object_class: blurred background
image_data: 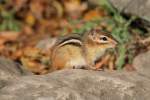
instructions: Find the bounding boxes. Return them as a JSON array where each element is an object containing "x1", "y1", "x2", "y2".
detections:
[{"x1": 0, "y1": 0, "x2": 150, "y2": 74}]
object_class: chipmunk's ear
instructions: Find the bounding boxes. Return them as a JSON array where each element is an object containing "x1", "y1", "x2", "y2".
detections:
[
  {"x1": 88, "y1": 29, "x2": 97, "y2": 39},
  {"x1": 89, "y1": 29, "x2": 96, "y2": 36}
]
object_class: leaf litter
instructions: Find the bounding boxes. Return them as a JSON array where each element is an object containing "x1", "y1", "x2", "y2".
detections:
[{"x1": 0, "y1": 0, "x2": 150, "y2": 74}]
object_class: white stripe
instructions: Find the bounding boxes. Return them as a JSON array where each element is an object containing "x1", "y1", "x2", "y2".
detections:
[{"x1": 58, "y1": 39, "x2": 82, "y2": 47}]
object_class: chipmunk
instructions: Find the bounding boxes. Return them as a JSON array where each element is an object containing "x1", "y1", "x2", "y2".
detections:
[{"x1": 50, "y1": 29, "x2": 118, "y2": 71}]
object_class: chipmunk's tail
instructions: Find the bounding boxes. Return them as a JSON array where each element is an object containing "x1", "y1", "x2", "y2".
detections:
[{"x1": 21, "y1": 38, "x2": 58, "y2": 75}]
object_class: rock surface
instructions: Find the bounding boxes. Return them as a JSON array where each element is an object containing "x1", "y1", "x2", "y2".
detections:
[
  {"x1": 109, "y1": 0, "x2": 150, "y2": 21},
  {"x1": 1, "y1": 51, "x2": 150, "y2": 100},
  {"x1": 0, "y1": 57, "x2": 31, "y2": 80},
  {"x1": 88, "y1": 0, "x2": 150, "y2": 21},
  {"x1": 133, "y1": 51, "x2": 150, "y2": 78},
  {"x1": 0, "y1": 69, "x2": 150, "y2": 100}
]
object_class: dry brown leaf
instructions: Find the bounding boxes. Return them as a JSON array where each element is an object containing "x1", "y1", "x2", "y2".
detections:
[
  {"x1": 64, "y1": 0, "x2": 87, "y2": 18},
  {"x1": 22, "y1": 25, "x2": 34, "y2": 35},
  {"x1": 23, "y1": 47, "x2": 42, "y2": 58},
  {"x1": 84, "y1": 8, "x2": 106, "y2": 21},
  {"x1": 21, "y1": 46, "x2": 51, "y2": 74},
  {"x1": 10, "y1": 0, "x2": 28, "y2": 10},
  {"x1": 25, "y1": 12, "x2": 36, "y2": 26},
  {"x1": 21, "y1": 57, "x2": 49, "y2": 74},
  {"x1": 38, "y1": 19, "x2": 60, "y2": 33},
  {"x1": 52, "y1": 1, "x2": 64, "y2": 18},
  {"x1": 124, "y1": 64, "x2": 135, "y2": 71},
  {"x1": 30, "y1": 0, "x2": 45, "y2": 19},
  {"x1": 11, "y1": 49, "x2": 23, "y2": 60},
  {"x1": 0, "y1": 32, "x2": 20, "y2": 45},
  {"x1": 140, "y1": 36, "x2": 150, "y2": 44}
]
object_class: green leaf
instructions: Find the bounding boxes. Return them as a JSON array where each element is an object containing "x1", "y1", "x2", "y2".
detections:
[{"x1": 116, "y1": 45, "x2": 126, "y2": 70}]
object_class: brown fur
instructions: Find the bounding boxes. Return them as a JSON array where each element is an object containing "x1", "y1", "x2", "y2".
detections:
[{"x1": 50, "y1": 29, "x2": 118, "y2": 71}]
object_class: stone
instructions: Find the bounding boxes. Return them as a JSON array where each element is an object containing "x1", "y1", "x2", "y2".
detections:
[
  {"x1": 133, "y1": 50, "x2": 150, "y2": 78},
  {"x1": 0, "y1": 69, "x2": 150, "y2": 100},
  {"x1": 36, "y1": 37, "x2": 57, "y2": 51},
  {"x1": 0, "y1": 57, "x2": 32, "y2": 80},
  {"x1": 109, "y1": 0, "x2": 150, "y2": 21},
  {"x1": 88, "y1": 0, "x2": 150, "y2": 21}
]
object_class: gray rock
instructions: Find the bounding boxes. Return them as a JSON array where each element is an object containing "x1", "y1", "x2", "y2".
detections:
[
  {"x1": 0, "y1": 69, "x2": 150, "y2": 100},
  {"x1": 0, "y1": 57, "x2": 32, "y2": 80},
  {"x1": 133, "y1": 51, "x2": 150, "y2": 78},
  {"x1": 88, "y1": 0, "x2": 150, "y2": 21},
  {"x1": 36, "y1": 37, "x2": 57, "y2": 51},
  {"x1": 109, "y1": 0, "x2": 150, "y2": 21}
]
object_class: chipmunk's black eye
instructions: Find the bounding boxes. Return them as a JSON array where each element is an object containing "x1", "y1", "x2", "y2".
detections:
[{"x1": 100, "y1": 37, "x2": 107, "y2": 41}]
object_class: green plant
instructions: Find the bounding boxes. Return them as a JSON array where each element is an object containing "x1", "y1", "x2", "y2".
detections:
[
  {"x1": 72, "y1": 19, "x2": 102, "y2": 34},
  {"x1": 0, "y1": 10, "x2": 21, "y2": 31},
  {"x1": 61, "y1": 18, "x2": 103, "y2": 36},
  {"x1": 98, "y1": 0, "x2": 136, "y2": 69}
]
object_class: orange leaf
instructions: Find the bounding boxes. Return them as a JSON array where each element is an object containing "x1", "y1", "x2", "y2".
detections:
[
  {"x1": 84, "y1": 9, "x2": 106, "y2": 21},
  {"x1": 0, "y1": 32, "x2": 20, "y2": 45}
]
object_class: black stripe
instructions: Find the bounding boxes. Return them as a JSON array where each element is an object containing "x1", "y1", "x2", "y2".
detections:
[{"x1": 56, "y1": 34, "x2": 82, "y2": 47}]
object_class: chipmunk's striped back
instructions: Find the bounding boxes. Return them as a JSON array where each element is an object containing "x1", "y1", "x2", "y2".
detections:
[
  {"x1": 51, "y1": 34, "x2": 87, "y2": 71},
  {"x1": 53, "y1": 34, "x2": 83, "y2": 49}
]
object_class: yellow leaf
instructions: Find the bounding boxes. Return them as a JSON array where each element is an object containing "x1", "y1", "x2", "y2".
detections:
[{"x1": 25, "y1": 13, "x2": 36, "y2": 26}]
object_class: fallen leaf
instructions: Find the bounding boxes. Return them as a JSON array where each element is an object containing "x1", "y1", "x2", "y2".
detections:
[
  {"x1": 25, "y1": 12, "x2": 36, "y2": 26},
  {"x1": 64, "y1": 0, "x2": 87, "y2": 18},
  {"x1": 0, "y1": 31, "x2": 20, "y2": 45},
  {"x1": 84, "y1": 8, "x2": 106, "y2": 21},
  {"x1": 124, "y1": 64, "x2": 136, "y2": 71}
]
